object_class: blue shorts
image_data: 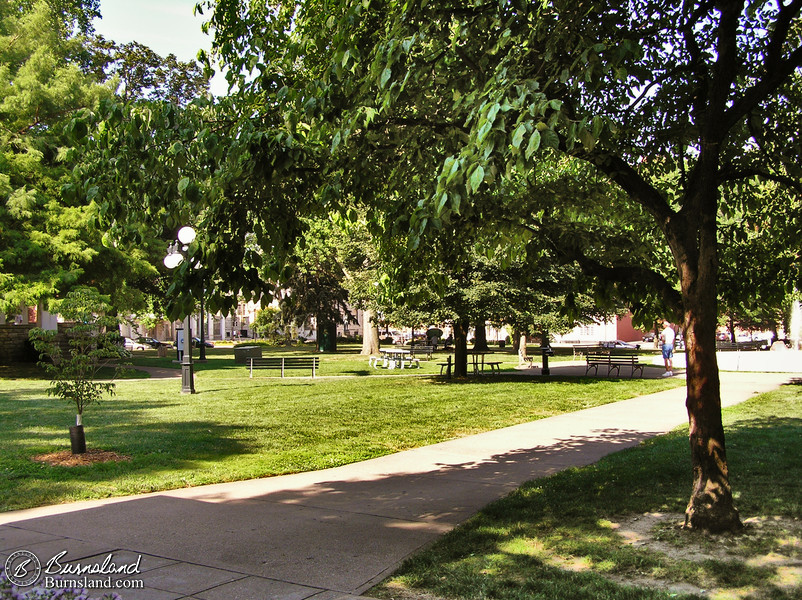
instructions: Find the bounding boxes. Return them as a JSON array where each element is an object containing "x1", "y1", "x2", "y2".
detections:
[{"x1": 662, "y1": 344, "x2": 674, "y2": 359}]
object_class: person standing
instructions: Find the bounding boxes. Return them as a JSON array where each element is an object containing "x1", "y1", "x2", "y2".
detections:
[{"x1": 659, "y1": 320, "x2": 675, "y2": 376}]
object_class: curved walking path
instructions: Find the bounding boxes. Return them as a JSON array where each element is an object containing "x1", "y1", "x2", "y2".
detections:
[{"x1": 0, "y1": 369, "x2": 794, "y2": 600}]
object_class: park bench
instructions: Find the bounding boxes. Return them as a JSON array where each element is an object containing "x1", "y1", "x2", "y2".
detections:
[
  {"x1": 716, "y1": 340, "x2": 767, "y2": 351},
  {"x1": 249, "y1": 356, "x2": 320, "y2": 378},
  {"x1": 585, "y1": 352, "x2": 644, "y2": 378},
  {"x1": 403, "y1": 345, "x2": 435, "y2": 359},
  {"x1": 573, "y1": 343, "x2": 600, "y2": 359},
  {"x1": 738, "y1": 340, "x2": 767, "y2": 351}
]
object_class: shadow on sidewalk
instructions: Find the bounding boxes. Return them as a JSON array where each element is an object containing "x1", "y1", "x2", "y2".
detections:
[{"x1": 2, "y1": 426, "x2": 663, "y2": 596}]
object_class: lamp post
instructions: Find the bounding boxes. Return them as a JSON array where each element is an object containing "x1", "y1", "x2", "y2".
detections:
[
  {"x1": 164, "y1": 226, "x2": 197, "y2": 394},
  {"x1": 198, "y1": 292, "x2": 207, "y2": 361}
]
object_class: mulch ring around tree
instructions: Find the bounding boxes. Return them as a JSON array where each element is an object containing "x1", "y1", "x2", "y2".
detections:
[{"x1": 32, "y1": 449, "x2": 132, "y2": 467}]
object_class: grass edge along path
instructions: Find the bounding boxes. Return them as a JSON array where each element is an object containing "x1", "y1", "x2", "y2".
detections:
[
  {"x1": 0, "y1": 368, "x2": 681, "y2": 512},
  {"x1": 371, "y1": 382, "x2": 802, "y2": 600}
]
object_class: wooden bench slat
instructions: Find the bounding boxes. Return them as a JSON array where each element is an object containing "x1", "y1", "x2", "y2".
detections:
[
  {"x1": 401, "y1": 345, "x2": 435, "y2": 359},
  {"x1": 249, "y1": 357, "x2": 320, "y2": 378},
  {"x1": 585, "y1": 352, "x2": 643, "y2": 378}
]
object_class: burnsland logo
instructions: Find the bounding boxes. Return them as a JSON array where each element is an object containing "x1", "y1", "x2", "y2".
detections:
[{"x1": 5, "y1": 550, "x2": 43, "y2": 587}]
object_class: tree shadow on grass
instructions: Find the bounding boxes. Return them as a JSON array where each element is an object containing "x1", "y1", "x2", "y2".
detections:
[
  {"x1": 339, "y1": 369, "x2": 373, "y2": 376},
  {"x1": 3, "y1": 398, "x2": 798, "y2": 598},
  {"x1": 0, "y1": 419, "x2": 255, "y2": 512}
]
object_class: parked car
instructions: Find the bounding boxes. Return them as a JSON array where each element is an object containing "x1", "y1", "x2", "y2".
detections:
[
  {"x1": 136, "y1": 336, "x2": 162, "y2": 348},
  {"x1": 191, "y1": 337, "x2": 214, "y2": 348},
  {"x1": 123, "y1": 337, "x2": 149, "y2": 351},
  {"x1": 600, "y1": 340, "x2": 641, "y2": 349},
  {"x1": 642, "y1": 332, "x2": 655, "y2": 342}
]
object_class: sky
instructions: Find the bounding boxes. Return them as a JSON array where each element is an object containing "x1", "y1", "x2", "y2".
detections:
[{"x1": 93, "y1": 0, "x2": 228, "y2": 95}]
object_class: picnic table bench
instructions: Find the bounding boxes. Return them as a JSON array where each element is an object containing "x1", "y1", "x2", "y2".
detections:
[
  {"x1": 436, "y1": 357, "x2": 502, "y2": 375},
  {"x1": 484, "y1": 360, "x2": 503, "y2": 374},
  {"x1": 249, "y1": 356, "x2": 320, "y2": 378},
  {"x1": 402, "y1": 345, "x2": 435, "y2": 359},
  {"x1": 371, "y1": 349, "x2": 420, "y2": 369},
  {"x1": 585, "y1": 352, "x2": 644, "y2": 378}
]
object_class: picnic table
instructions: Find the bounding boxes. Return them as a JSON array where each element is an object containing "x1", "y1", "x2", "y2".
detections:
[
  {"x1": 467, "y1": 350, "x2": 502, "y2": 375},
  {"x1": 374, "y1": 348, "x2": 419, "y2": 369}
]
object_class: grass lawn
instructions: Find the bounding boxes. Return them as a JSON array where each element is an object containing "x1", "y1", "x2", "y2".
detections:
[
  {"x1": 0, "y1": 347, "x2": 679, "y2": 512},
  {"x1": 371, "y1": 382, "x2": 802, "y2": 600}
]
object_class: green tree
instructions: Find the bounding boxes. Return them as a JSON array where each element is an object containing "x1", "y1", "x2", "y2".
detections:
[
  {"x1": 333, "y1": 218, "x2": 384, "y2": 355},
  {"x1": 85, "y1": 37, "x2": 209, "y2": 105},
  {"x1": 0, "y1": 0, "x2": 108, "y2": 316},
  {"x1": 251, "y1": 305, "x2": 286, "y2": 341},
  {"x1": 199, "y1": 0, "x2": 802, "y2": 531},
  {"x1": 277, "y1": 219, "x2": 355, "y2": 352},
  {"x1": 0, "y1": 0, "x2": 164, "y2": 319},
  {"x1": 28, "y1": 286, "x2": 128, "y2": 453}
]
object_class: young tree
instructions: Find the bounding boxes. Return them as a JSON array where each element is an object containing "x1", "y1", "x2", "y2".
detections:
[
  {"x1": 91, "y1": 39, "x2": 209, "y2": 106},
  {"x1": 28, "y1": 287, "x2": 128, "y2": 454}
]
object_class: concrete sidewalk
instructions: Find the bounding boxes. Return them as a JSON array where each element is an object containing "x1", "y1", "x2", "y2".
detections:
[{"x1": 0, "y1": 371, "x2": 793, "y2": 600}]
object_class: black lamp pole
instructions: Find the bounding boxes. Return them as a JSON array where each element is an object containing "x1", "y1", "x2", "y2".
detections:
[{"x1": 164, "y1": 226, "x2": 198, "y2": 394}]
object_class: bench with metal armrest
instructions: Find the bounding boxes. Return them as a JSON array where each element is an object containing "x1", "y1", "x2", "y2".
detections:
[
  {"x1": 249, "y1": 356, "x2": 320, "y2": 378},
  {"x1": 585, "y1": 352, "x2": 644, "y2": 378}
]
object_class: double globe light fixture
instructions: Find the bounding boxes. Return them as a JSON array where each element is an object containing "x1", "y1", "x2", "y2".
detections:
[{"x1": 163, "y1": 226, "x2": 198, "y2": 394}]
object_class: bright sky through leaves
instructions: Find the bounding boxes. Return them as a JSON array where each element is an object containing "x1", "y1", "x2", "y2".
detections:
[{"x1": 94, "y1": 0, "x2": 227, "y2": 95}]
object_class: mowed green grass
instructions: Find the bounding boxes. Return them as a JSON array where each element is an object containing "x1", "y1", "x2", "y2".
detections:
[
  {"x1": 0, "y1": 348, "x2": 678, "y2": 512},
  {"x1": 372, "y1": 383, "x2": 802, "y2": 600}
]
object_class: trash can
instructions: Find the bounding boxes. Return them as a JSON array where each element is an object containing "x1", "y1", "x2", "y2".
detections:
[
  {"x1": 234, "y1": 345, "x2": 262, "y2": 364},
  {"x1": 539, "y1": 345, "x2": 555, "y2": 375}
]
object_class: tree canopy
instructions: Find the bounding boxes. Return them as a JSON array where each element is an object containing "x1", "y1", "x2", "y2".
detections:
[
  {"x1": 193, "y1": 0, "x2": 802, "y2": 532},
  {"x1": 74, "y1": 0, "x2": 802, "y2": 532},
  {"x1": 0, "y1": 0, "x2": 210, "y2": 318}
]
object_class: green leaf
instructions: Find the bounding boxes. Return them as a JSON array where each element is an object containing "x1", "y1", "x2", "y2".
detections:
[
  {"x1": 477, "y1": 118, "x2": 492, "y2": 143},
  {"x1": 541, "y1": 128, "x2": 560, "y2": 149},
  {"x1": 451, "y1": 193, "x2": 461, "y2": 215},
  {"x1": 525, "y1": 130, "x2": 541, "y2": 159},
  {"x1": 380, "y1": 67, "x2": 392, "y2": 88},
  {"x1": 436, "y1": 192, "x2": 448, "y2": 215},
  {"x1": 511, "y1": 123, "x2": 527, "y2": 149},
  {"x1": 579, "y1": 128, "x2": 596, "y2": 151},
  {"x1": 469, "y1": 165, "x2": 485, "y2": 193}
]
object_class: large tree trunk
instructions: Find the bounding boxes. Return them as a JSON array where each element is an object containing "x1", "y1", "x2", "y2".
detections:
[
  {"x1": 682, "y1": 287, "x2": 741, "y2": 532},
  {"x1": 472, "y1": 319, "x2": 489, "y2": 351},
  {"x1": 671, "y1": 193, "x2": 741, "y2": 532},
  {"x1": 360, "y1": 309, "x2": 380, "y2": 355},
  {"x1": 453, "y1": 319, "x2": 469, "y2": 377}
]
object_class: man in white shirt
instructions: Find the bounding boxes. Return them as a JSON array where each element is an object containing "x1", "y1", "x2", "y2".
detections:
[{"x1": 659, "y1": 320, "x2": 675, "y2": 376}]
